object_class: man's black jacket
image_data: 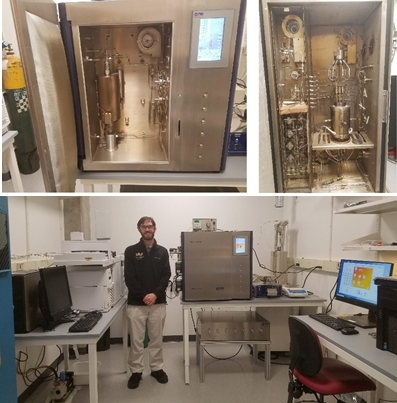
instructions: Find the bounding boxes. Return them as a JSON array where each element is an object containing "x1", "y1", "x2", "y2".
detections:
[{"x1": 124, "y1": 238, "x2": 171, "y2": 306}]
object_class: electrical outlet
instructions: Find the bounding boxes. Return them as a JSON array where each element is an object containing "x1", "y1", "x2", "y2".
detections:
[{"x1": 291, "y1": 258, "x2": 339, "y2": 273}]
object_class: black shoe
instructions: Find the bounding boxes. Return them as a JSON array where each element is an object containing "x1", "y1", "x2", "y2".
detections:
[
  {"x1": 128, "y1": 373, "x2": 142, "y2": 389},
  {"x1": 151, "y1": 369, "x2": 168, "y2": 384}
]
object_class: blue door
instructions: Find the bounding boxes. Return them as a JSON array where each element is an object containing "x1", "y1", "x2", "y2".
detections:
[{"x1": 0, "y1": 197, "x2": 17, "y2": 402}]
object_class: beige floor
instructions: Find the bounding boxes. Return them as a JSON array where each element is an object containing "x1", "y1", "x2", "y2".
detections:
[{"x1": 22, "y1": 342, "x2": 302, "y2": 403}]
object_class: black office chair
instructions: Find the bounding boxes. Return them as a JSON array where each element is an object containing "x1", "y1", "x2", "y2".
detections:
[{"x1": 288, "y1": 316, "x2": 376, "y2": 403}]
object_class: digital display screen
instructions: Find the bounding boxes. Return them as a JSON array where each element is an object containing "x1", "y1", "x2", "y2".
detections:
[
  {"x1": 235, "y1": 237, "x2": 246, "y2": 254},
  {"x1": 336, "y1": 260, "x2": 393, "y2": 307},
  {"x1": 197, "y1": 18, "x2": 226, "y2": 62}
]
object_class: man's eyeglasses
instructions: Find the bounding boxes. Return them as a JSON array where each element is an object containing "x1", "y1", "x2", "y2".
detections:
[{"x1": 140, "y1": 225, "x2": 154, "y2": 230}]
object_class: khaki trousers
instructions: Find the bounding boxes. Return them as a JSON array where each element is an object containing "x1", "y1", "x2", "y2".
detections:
[{"x1": 126, "y1": 304, "x2": 166, "y2": 374}]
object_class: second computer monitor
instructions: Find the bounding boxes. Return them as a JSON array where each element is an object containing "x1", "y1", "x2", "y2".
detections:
[
  {"x1": 39, "y1": 265, "x2": 73, "y2": 330},
  {"x1": 335, "y1": 259, "x2": 394, "y2": 328}
]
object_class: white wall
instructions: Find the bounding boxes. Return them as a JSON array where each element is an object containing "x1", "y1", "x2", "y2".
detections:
[
  {"x1": 282, "y1": 196, "x2": 397, "y2": 317},
  {"x1": 2, "y1": 0, "x2": 20, "y2": 57},
  {"x1": 283, "y1": 196, "x2": 380, "y2": 262},
  {"x1": 8, "y1": 196, "x2": 63, "y2": 256}
]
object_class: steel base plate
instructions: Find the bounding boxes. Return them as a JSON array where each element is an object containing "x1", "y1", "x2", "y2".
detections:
[
  {"x1": 92, "y1": 137, "x2": 168, "y2": 163},
  {"x1": 312, "y1": 131, "x2": 374, "y2": 150},
  {"x1": 312, "y1": 160, "x2": 374, "y2": 193}
]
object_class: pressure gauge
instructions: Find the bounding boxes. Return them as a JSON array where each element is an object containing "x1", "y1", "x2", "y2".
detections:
[
  {"x1": 339, "y1": 26, "x2": 356, "y2": 46},
  {"x1": 141, "y1": 34, "x2": 155, "y2": 49},
  {"x1": 137, "y1": 27, "x2": 161, "y2": 56},
  {"x1": 282, "y1": 15, "x2": 303, "y2": 38}
]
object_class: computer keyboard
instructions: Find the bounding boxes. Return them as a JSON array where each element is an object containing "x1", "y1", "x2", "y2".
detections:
[
  {"x1": 69, "y1": 311, "x2": 103, "y2": 333},
  {"x1": 309, "y1": 313, "x2": 355, "y2": 331}
]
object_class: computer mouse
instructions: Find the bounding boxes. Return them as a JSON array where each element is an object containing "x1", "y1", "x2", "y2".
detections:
[{"x1": 341, "y1": 327, "x2": 359, "y2": 335}]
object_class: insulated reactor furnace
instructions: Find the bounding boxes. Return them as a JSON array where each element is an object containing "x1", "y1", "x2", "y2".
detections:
[
  {"x1": 181, "y1": 231, "x2": 252, "y2": 301},
  {"x1": 10, "y1": 0, "x2": 246, "y2": 191},
  {"x1": 260, "y1": 0, "x2": 394, "y2": 193}
]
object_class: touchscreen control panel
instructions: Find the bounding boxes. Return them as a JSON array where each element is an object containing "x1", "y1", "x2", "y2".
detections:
[{"x1": 189, "y1": 10, "x2": 235, "y2": 68}]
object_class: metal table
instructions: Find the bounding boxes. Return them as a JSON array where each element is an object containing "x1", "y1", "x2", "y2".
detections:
[
  {"x1": 14, "y1": 297, "x2": 128, "y2": 403},
  {"x1": 181, "y1": 295, "x2": 326, "y2": 384}
]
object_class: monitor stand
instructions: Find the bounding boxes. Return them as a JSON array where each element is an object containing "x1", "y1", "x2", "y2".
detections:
[
  {"x1": 41, "y1": 315, "x2": 74, "y2": 332},
  {"x1": 339, "y1": 310, "x2": 377, "y2": 329}
]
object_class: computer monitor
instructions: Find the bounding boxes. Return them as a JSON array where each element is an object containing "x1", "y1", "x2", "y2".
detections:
[
  {"x1": 335, "y1": 259, "x2": 394, "y2": 328},
  {"x1": 39, "y1": 266, "x2": 73, "y2": 330}
]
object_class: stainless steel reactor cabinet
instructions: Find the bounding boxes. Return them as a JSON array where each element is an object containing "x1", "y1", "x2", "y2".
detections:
[
  {"x1": 10, "y1": 0, "x2": 246, "y2": 190},
  {"x1": 260, "y1": 0, "x2": 394, "y2": 193},
  {"x1": 181, "y1": 231, "x2": 253, "y2": 301}
]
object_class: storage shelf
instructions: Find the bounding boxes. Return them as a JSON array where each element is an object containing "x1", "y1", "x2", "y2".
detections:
[
  {"x1": 342, "y1": 245, "x2": 397, "y2": 251},
  {"x1": 341, "y1": 232, "x2": 397, "y2": 252},
  {"x1": 334, "y1": 197, "x2": 397, "y2": 215}
]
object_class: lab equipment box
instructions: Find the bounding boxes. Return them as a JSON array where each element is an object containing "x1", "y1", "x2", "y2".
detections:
[
  {"x1": 197, "y1": 311, "x2": 270, "y2": 341},
  {"x1": 61, "y1": 258, "x2": 125, "y2": 312},
  {"x1": 181, "y1": 231, "x2": 252, "y2": 301},
  {"x1": 10, "y1": 0, "x2": 246, "y2": 191},
  {"x1": 260, "y1": 0, "x2": 394, "y2": 193}
]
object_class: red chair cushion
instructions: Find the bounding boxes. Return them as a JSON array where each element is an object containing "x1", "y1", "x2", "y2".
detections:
[{"x1": 294, "y1": 357, "x2": 376, "y2": 395}]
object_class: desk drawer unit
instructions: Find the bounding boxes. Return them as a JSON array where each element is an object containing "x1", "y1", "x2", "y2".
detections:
[{"x1": 197, "y1": 311, "x2": 270, "y2": 341}]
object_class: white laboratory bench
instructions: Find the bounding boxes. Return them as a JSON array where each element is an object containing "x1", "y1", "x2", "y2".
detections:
[{"x1": 76, "y1": 156, "x2": 246, "y2": 192}]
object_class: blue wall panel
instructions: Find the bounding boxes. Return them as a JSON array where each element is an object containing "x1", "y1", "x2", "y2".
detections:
[{"x1": 0, "y1": 197, "x2": 17, "y2": 402}]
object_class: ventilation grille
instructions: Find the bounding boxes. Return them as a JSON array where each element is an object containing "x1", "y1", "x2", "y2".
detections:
[
  {"x1": 386, "y1": 312, "x2": 397, "y2": 355},
  {"x1": 0, "y1": 212, "x2": 10, "y2": 272},
  {"x1": 109, "y1": 284, "x2": 115, "y2": 305}
]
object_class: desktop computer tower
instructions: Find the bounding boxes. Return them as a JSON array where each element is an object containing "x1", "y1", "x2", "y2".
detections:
[
  {"x1": 12, "y1": 270, "x2": 43, "y2": 333},
  {"x1": 376, "y1": 285, "x2": 397, "y2": 354}
]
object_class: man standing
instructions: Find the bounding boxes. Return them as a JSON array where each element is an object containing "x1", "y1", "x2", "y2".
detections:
[{"x1": 124, "y1": 216, "x2": 171, "y2": 389}]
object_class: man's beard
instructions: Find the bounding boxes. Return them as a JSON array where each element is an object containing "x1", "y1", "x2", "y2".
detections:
[{"x1": 141, "y1": 232, "x2": 154, "y2": 241}]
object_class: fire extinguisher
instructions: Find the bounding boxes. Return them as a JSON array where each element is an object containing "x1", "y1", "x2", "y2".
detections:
[{"x1": 2, "y1": 41, "x2": 40, "y2": 174}]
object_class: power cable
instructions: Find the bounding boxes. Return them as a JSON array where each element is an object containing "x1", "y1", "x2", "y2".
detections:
[
  {"x1": 301, "y1": 266, "x2": 322, "y2": 289},
  {"x1": 325, "y1": 276, "x2": 339, "y2": 314}
]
